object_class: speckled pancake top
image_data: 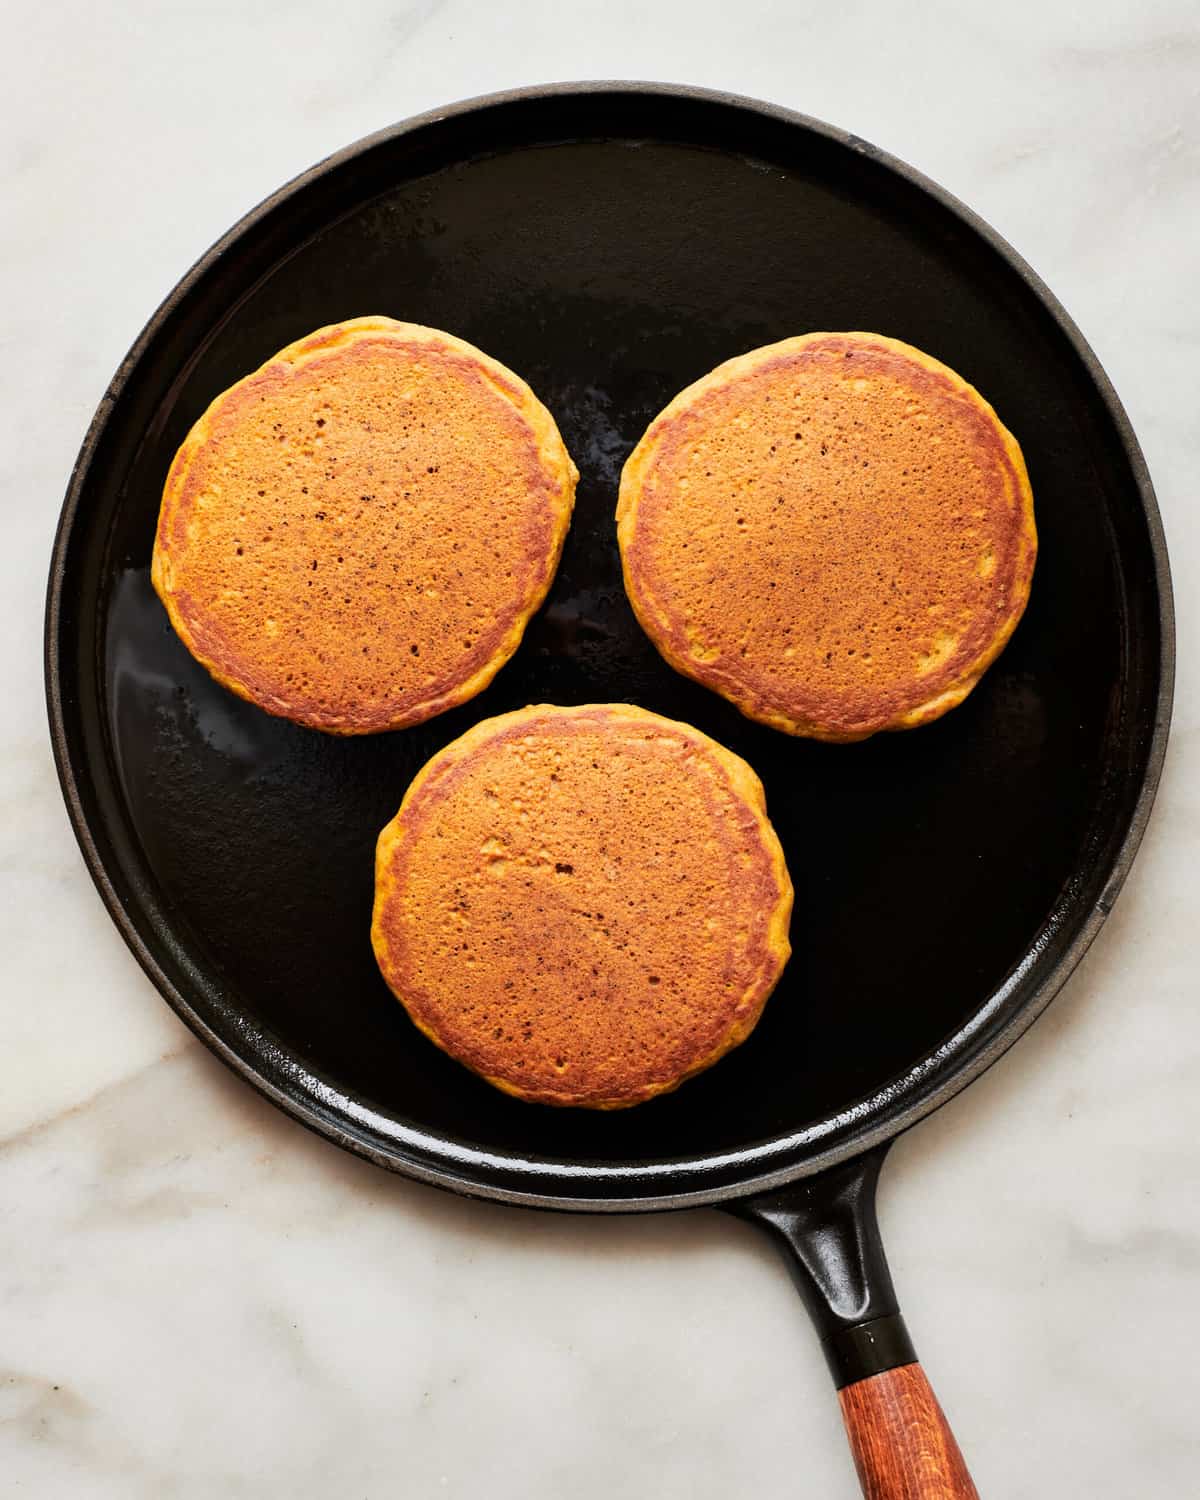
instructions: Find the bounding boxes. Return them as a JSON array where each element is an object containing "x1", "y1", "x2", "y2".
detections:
[
  {"x1": 152, "y1": 317, "x2": 577, "y2": 734},
  {"x1": 618, "y1": 333, "x2": 1036, "y2": 741},
  {"x1": 371, "y1": 704, "x2": 793, "y2": 1109}
]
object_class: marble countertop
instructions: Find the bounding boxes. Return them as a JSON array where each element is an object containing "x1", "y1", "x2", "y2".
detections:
[{"x1": 4, "y1": 3, "x2": 1197, "y2": 1495}]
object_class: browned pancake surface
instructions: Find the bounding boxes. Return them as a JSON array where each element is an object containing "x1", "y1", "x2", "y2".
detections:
[
  {"x1": 618, "y1": 333, "x2": 1036, "y2": 740},
  {"x1": 153, "y1": 318, "x2": 577, "y2": 733},
  {"x1": 372, "y1": 704, "x2": 793, "y2": 1109}
]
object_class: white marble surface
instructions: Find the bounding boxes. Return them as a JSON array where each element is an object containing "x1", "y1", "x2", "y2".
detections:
[{"x1": 3, "y1": 2, "x2": 1198, "y2": 1495}]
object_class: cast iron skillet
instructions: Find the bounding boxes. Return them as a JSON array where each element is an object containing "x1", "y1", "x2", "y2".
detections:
[{"x1": 46, "y1": 84, "x2": 1172, "y2": 1496}]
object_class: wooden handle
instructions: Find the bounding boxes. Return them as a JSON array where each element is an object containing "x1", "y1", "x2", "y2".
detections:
[{"x1": 837, "y1": 1362, "x2": 979, "y2": 1498}]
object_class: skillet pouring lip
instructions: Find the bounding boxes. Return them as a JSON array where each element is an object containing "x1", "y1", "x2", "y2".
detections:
[{"x1": 44, "y1": 81, "x2": 1174, "y2": 1212}]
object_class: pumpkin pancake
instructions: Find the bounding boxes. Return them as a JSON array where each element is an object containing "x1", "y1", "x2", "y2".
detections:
[
  {"x1": 152, "y1": 317, "x2": 577, "y2": 733},
  {"x1": 618, "y1": 333, "x2": 1036, "y2": 742},
  {"x1": 371, "y1": 704, "x2": 793, "y2": 1109}
]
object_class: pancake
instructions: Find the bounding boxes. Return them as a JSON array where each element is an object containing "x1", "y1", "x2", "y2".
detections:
[
  {"x1": 152, "y1": 317, "x2": 578, "y2": 734},
  {"x1": 617, "y1": 332, "x2": 1036, "y2": 742},
  {"x1": 371, "y1": 704, "x2": 793, "y2": 1109}
]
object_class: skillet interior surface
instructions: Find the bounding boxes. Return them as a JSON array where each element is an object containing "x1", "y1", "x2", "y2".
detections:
[{"x1": 47, "y1": 86, "x2": 1170, "y2": 1208}]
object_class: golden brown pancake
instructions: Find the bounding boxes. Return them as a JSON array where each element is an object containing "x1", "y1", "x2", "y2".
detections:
[
  {"x1": 152, "y1": 317, "x2": 577, "y2": 734},
  {"x1": 617, "y1": 333, "x2": 1036, "y2": 742},
  {"x1": 371, "y1": 704, "x2": 793, "y2": 1109}
]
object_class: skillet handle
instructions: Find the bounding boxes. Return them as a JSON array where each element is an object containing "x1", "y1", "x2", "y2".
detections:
[
  {"x1": 838, "y1": 1362, "x2": 978, "y2": 1498},
  {"x1": 729, "y1": 1144, "x2": 980, "y2": 1498}
]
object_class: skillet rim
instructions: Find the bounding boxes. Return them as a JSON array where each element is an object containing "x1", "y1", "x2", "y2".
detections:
[{"x1": 44, "y1": 81, "x2": 1175, "y2": 1212}]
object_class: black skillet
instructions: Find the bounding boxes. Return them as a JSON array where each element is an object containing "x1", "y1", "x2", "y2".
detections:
[{"x1": 46, "y1": 84, "x2": 1172, "y2": 1496}]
